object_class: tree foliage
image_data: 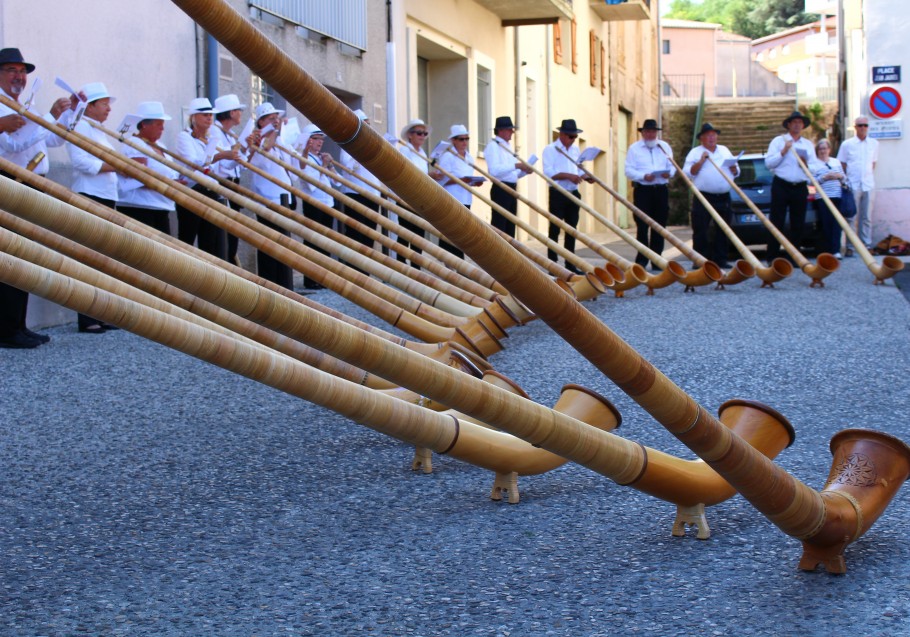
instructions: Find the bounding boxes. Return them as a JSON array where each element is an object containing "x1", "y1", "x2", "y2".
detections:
[{"x1": 665, "y1": 0, "x2": 816, "y2": 39}]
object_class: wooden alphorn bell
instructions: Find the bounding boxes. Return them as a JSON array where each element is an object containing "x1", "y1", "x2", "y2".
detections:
[
  {"x1": 705, "y1": 154, "x2": 839, "y2": 288},
  {"x1": 660, "y1": 147, "x2": 793, "y2": 287},
  {"x1": 790, "y1": 148, "x2": 904, "y2": 284},
  {"x1": 173, "y1": 0, "x2": 910, "y2": 572}
]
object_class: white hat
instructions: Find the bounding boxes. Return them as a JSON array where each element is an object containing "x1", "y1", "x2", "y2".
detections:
[
  {"x1": 296, "y1": 123, "x2": 323, "y2": 147},
  {"x1": 353, "y1": 108, "x2": 368, "y2": 121},
  {"x1": 400, "y1": 118, "x2": 429, "y2": 142},
  {"x1": 448, "y1": 124, "x2": 469, "y2": 139},
  {"x1": 81, "y1": 82, "x2": 115, "y2": 104},
  {"x1": 213, "y1": 94, "x2": 246, "y2": 114},
  {"x1": 131, "y1": 101, "x2": 171, "y2": 121},
  {"x1": 255, "y1": 102, "x2": 284, "y2": 122},
  {"x1": 186, "y1": 97, "x2": 214, "y2": 114}
]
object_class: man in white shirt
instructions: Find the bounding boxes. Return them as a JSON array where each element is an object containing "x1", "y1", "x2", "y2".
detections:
[
  {"x1": 338, "y1": 109, "x2": 380, "y2": 250},
  {"x1": 0, "y1": 47, "x2": 71, "y2": 349},
  {"x1": 764, "y1": 110, "x2": 817, "y2": 261},
  {"x1": 683, "y1": 123, "x2": 739, "y2": 267},
  {"x1": 542, "y1": 119, "x2": 591, "y2": 272},
  {"x1": 483, "y1": 115, "x2": 531, "y2": 238},
  {"x1": 836, "y1": 116, "x2": 878, "y2": 251},
  {"x1": 624, "y1": 119, "x2": 676, "y2": 269},
  {"x1": 211, "y1": 93, "x2": 246, "y2": 265}
]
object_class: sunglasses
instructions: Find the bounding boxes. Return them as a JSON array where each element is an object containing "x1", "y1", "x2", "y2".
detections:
[
  {"x1": 453, "y1": 136, "x2": 469, "y2": 141},
  {"x1": 566, "y1": 134, "x2": 578, "y2": 139},
  {"x1": 855, "y1": 124, "x2": 869, "y2": 127},
  {"x1": 411, "y1": 130, "x2": 429, "y2": 136}
]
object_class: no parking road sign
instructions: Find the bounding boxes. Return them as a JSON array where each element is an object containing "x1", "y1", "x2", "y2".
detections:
[{"x1": 870, "y1": 86, "x2": 902, "y2": 119}]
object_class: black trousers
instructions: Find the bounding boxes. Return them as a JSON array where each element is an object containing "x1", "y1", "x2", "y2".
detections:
[
  {"x1": 438, "y1": 205, "x2": 467, "y2": 260},
  {"x1": 224, "y1": 177, "x2": 242, "y2": 264},
  {"x1": 396, "y1": 215, "x2": 424, "y2": 268},
  {"x1": 632, "y1": 184, "x2": 669, "y2": 267},
  {"x1": 116, "y1": 205, "x2": 172, "y2": 236},
  {"x1": 490, "y1": 182, "x2": 518, "y2": 238},
  {"x1": 76, "y1": 194, "x2": 117, "y2": 329},
  {"x1": 302, "y1": 198, "x2": 335, "y2": 288},
  {"x1": 343, "y1": 193, "x2": 379, "y2": 249},
  {"x1": 0, "y1": 170, "x2": 35, "y2": 336},
  {"x1": 177, "y1": 184, "x2": 227, "y2": 261},
  {"x1": 547, "y1": 187, "x2": 580, "y2": 267},
  {"x1": 768, "y1": 177, "x2": 808, "y2": 260},
  {"x1": 691, "y1": 191, "x2": 731, "y2": 264},
  {"x1": 255, "y1": 194, "x2": 294, "y2": 290}
]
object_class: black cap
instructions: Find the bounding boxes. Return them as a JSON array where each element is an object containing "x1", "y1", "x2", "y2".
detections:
[
  {"x1": 557, "y1": 119, "x2": 583, "y2": 134},
  {"x1": 0, "y1": 48, "x2": 35, "y2": 73},
  {"x1": 494, "y1": 115, "x2": 515, "y2": 131},
  {"x1": 696, "y1": 122, "x2": 721, "y2": 138},
  {"x1": 782, "y1": 110, "x2": 810, "y2": 128},
  {"x1": 638, "y1": 119, "x2": 661, "y2": 132}
]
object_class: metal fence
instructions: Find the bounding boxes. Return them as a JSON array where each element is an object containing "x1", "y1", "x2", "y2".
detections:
[{"x1": 250, "y1": 0, "x2": 368, "y2": 51}]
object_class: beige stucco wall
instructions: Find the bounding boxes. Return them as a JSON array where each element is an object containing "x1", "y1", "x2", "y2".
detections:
[{"x1": 661, "y1": 24, "x2": 718, "y2": 98}]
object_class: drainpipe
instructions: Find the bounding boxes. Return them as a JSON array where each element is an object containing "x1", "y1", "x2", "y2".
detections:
[
  {"x1": 656, "y1": 10, "x2": 663, "y2": 128},
  {"x1": 207, "y1": 34, "x2": 219, "y2": 103},
  {"x1": 386, "y1": 0, "x2": 398, "y2": 136}
]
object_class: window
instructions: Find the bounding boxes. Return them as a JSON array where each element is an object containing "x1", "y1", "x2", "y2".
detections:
[
  {"x1": 554, "y1": 22, "x2": 563, "y2": 65},
  {"x1": 251, "y1": 75, "x2": 277, "y2": 111},
  {"x1": 662, "y1": 39, "x2": 671, "y2": 55},
  {"x1": 249, "y1": 0, "x2": 367, "y2": 51}
]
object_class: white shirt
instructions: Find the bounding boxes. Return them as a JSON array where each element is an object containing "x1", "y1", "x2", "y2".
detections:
[
  {"x1": 117, "y1": 137, "x2": 179, "y2": 211},
  {"x1": 764, "y1": 134, "x2": 816, "y2": 183},
  {"x1": 624, "y1": 140, "x2": 676, "y2": 185},
  {"x1": 67, "y1": 116, "x2": 118, "y2": 202},
  {"x1": 250, "y1": 144, "x2": 296, "y2": 204},
  {"x1": 542, "y1": 139, "x2": 581, "y2": 191},
  {"x1": 209, "y1": 121, "x2": 242, "y2": 180},
  {"x1": 436, "y1": 149, "x2": 474, "y2": 206},
  {"x1": 299, "y1": 152, "x2": 336, "y2": 207},
  {"x1": 399, "y1": 142, "x2": 428, "y2": 174},
  {"x1": 175, "y1": 128, "x2": 210, "y2": 188},
  {"x1": 484, "y1": 136, "x2": 521, "y2": 183},
  {"x1": 0, "y1": 87, "x2": 66, "y2": 175},
  {"x1": 683, "y1": 144, "x2": 736, "y2": 194},
  {"x1": 338, "y1": 149, "x2": 380, "y2": 197},
  {"x1": 836, "y1": 135, "x2": 878, "y2": 192}
]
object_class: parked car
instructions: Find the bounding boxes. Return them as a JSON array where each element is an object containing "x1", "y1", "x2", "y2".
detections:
[{"x1": 728, "y1": 153, "x2": 819, "y2": 252}]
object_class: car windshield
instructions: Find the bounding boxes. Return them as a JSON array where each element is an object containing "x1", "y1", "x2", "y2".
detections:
[{"x1": 735, "y1": 158, "x2": 773, "y2": 186}]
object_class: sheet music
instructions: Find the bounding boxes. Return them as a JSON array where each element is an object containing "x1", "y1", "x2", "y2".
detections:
[
  {"x1": 722, "y1": 150, "x2": 745, "y2": 169},
  {"x1": 576, "y1": 146, "x2": 602, "y2": 163}
]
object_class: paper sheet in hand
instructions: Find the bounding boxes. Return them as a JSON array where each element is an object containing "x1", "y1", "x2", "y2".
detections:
[
  {"x1": 722, "y1": 150, "x2": 745, "y2": 169},
  {"x1": 116, "y1": 114, "x2": 142, "y2": 137},
  {"x1": 518, "y1": 153, "x2": 538, "y2": 179},
  {"x1": 576, "y1": 146, "x2": 602, "y2": 163},
  {"x1": 430, "y1": 140, "x2": 451, "y2": 161},
  {"x1": 465, "y1": 176, "x2": 486, "y2": 186},
  {"x1": 54, "y1": 77, "x2": 80, "y2": 98},
  {"x1": 795, "y1": 148, "x2": 809, "y2": 162},
  {"x1": 22, "y1": 77, "x2": 41, "y2": 110},
  {"x1": 280, "y1": 117, "x2": 300, "y2": 147},
  {"x1": 646, "y1": 170, "x2": 671, "y2": 179}
]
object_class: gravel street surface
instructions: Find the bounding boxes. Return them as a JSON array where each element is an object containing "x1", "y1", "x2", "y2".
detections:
[{"x1": 2, "y1": 253, "x2": 909, "y2": 636}]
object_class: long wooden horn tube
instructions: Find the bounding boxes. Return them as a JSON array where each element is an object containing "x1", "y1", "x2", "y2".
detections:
[
  {"x1": 791, "y1": 149, "x2": 904, "y2": 284},
  {"x1": 570, "y1": 153, "x2": 726, "y2": 290},
  {"x1": 0, "y1": 216, "x2": 797, "y2": 526},
  {"x1": 661, "y1": 148, "x2": 793, "y2": 287},
  {"x1": 0, "y1": 106, "x2": 492, "y2": 354},
  {"x1": 279, "y1": 143, "x2": 505, "y2": 293},
  {"x1": 705, "y1": 155, "x2": 839, "y2": 287},
  {"x1": 329, "y1": 155, "x2": 413, "y2": 209},
  {"x1": 170, "y1": 0, "x2": 910, "y2": 571}
]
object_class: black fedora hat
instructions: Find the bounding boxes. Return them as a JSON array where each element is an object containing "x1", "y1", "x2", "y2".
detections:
[
  {"x1": 638, "y1": 119, "x2": 661, "y2": 132},
  {"x1": 0, "y1": 48, "x2": 35, "y2": 73},
  {"x1": 696, "y1": 122, "x2": 721, "y2": 138},
  {"x1": 494, "y1": 115, "x2": 516, "y2": 131},
  {"x1": 782, "y1": 110, "x2": 810, "y2": 128},
  {"x1": 556, "y1": 119, "x2": 583, "y2": 134}
]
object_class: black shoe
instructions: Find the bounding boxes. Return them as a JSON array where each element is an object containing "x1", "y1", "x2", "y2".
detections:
[
  {"x1": 23, "y1": 328, "x2": 50, "y2": 344},
  {"x1": 716, "y1": 262, "x2": 732, "y2": 269},
  {"x1": 565, "y1": 264, "x2": 581, "y2": 275},
  {"x1": 0, "y1": 330, "x2": 43, "y2": 349},
  {"x1": 303, "y1": 282, "x2": 324, "y2": 290},
  {"x1": 78, "y1": 323, "x2": 107, "y2": 334},
  {"x1": 101, "y1": 323, "x2": 120, "y2": 331}
]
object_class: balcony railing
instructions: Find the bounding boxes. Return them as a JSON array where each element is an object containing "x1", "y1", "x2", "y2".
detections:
[
  {"x1": 589, "y1": 0, "x2": 651, "y2": 21},
  {"x1": 250, "y1": 0, "x2": 367, "y2": 51},
  {"x1": 472, "y1": 0, "x2": 574, "y2": 25}
]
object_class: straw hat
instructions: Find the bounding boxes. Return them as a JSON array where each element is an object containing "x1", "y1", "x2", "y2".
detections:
[
  {"x1": 131, "y1": 101, "x2": 171, "y2": 121},
  {"x1": 81, "y1": 82, "x2": 115, "y2": 104},
  {"x1": 255, "y1": 102, "x2": 284, "y2": 122},
  {"x1": 186, "y1": 97, "x2": 214, "y2": 114},
  {"x1": 400, "y1": 118, "x2": 429, "y2": 141},
  {"x1": 296, "y1": 123, "x2": 323, "y2": 147},
  {"x1": 448, "y1": 124, "x2": 470, "y2": 139},
  {"x1": 213, "y1": 94, "x2": 246, "y2": 114}
]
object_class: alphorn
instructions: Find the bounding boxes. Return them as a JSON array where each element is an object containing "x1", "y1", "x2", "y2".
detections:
[
  {"x1": 0, "y1": 179, "x2": 797, "y2": 535},
  {"x1": 0, "y1": 101, "x2": 497, "y2": 357},
  {"x1": 174, "y1": 0, "x2": 910, "y2": 572},
  {"x1": 482, "y1": 139, "x2": 658, "y2": 294},
  {"x1": 661, "y1": 148, "x2": 793, "y2": 287},
  {"x1": 505, "y1": 142, "x2": 672, "y2": 294},
  {"x1": 564, "y1": 148, "x2": 728, "y2": 290},
  {"x1": 438, "y1": 146, "x2": 635, "y2": 297},
  {"x1": 705, "y1": 155, "x2": 839, "y2": 287},
  {"x1": 429, "y1": 146, "x2": 615, "y2": 300},
  {"x1": 550, "y1": 146, "x2": 691, "y2": 294},
  {"x1": 791, "y1": 149, "x2": 904, "y2": 284}
]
